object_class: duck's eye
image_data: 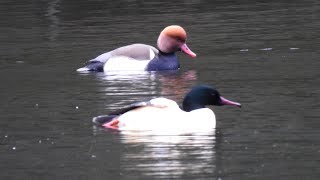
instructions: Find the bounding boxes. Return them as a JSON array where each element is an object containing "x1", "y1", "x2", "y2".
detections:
[{"x1": 175, "y1": 37, "x2": 185, "y2": 43}]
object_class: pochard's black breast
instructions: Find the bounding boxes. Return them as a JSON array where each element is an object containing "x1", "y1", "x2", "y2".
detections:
[{"x1": 146, "y1": 53, "x2": 180, "y2": 71}]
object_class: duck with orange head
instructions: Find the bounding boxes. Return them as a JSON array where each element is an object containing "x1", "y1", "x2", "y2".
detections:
[{"x1": 77, "y1": 25, "x2": 196, "y2": 72}]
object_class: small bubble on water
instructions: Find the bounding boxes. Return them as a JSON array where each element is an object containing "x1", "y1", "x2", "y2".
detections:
[
  {"x1": 91, "y1": 155, "x2": 96, "y2": 158},
  {"x1": 76, "y1": 106, "x2": 79, "y2": 109},
  {"x1": 5, "y1": 135, "x2": 8, "y2": 138},
  {"x1": 260, "y1": 48, "x2": 272, "y2": 51},
  {"x1": 12, "y1": 147, "x2": 16, "y2": 150},
  {"x1": 272, "y1": 144, "x2": 277, "y2": 147},
  {"x1": 39, "y1": 140, "x2": 42, "y2": 144}
]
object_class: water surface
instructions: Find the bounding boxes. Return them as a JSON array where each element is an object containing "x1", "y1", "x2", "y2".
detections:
[{"x1": 0, "y1": 0, "x2": 319, "y2": 179}]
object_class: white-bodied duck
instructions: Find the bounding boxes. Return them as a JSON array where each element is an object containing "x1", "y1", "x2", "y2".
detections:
[
  {"x1": 93, "y1": 85, "x2": 241, "y2": 131},
  {"x1": 77, "y1": 25, "x2": 196, "y2": 72}
]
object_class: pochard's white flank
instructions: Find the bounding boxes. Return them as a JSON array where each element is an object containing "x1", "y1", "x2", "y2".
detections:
[
  {"x1": 77, "y1": 25, "x2": 196, "y2": 72},
  {"x1": 92, "y1": 85, "x2": 241, "y2": 131}
]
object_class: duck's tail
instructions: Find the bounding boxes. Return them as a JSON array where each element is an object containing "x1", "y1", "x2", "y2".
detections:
[
  {"x1": 92, "y1": 115, "x2": 117, "y2": 126},
  {"x1": 77, "y1": 60, "x2": 104, "y2": 72}
]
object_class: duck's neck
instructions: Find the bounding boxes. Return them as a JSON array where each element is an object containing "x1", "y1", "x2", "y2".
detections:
[
  {"x1": 183, "y1": 103, "x2": 205, "y2": 112},
  {"x1": 182, "y1": 97, "x2": 206, "y2": 112},
  {"x1": 158, "y1": 49, "x2": 175, "y2": 56}
]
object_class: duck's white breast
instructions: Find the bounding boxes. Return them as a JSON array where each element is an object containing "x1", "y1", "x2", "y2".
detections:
[
  {"x1": 103, "y1": 56, "x2": 150, "y2": 71},
  {"x1": 118, "y1": 107, "x2": 216, "y2": 132}
]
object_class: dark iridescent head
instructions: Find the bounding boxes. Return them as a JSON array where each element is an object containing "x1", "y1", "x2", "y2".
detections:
[{"x1": 182, "y1": 85, "x2": 241, "y2": 112}]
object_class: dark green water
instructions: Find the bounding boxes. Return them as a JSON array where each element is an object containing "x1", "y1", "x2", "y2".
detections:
[{"x1": 0, "y1": 0, "x2": 319, "y2": 179}]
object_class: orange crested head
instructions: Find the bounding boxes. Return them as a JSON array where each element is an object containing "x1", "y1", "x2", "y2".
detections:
[{"x1": 160, "y1": 25, "x2": 187, "y2": 42}]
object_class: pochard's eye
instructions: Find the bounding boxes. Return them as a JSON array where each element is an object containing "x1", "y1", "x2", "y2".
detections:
[{"x1": 175, "y1": 37, "x2": 185, "y2": 43}]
